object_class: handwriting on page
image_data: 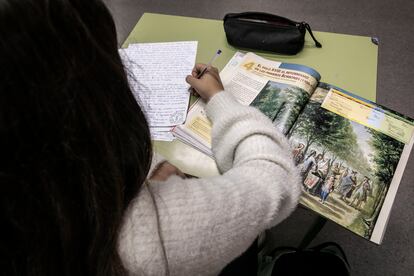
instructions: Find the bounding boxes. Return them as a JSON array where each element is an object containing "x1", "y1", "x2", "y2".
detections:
[{"x1": 121, "y1": 41, "x2": 197, "y2": 127}]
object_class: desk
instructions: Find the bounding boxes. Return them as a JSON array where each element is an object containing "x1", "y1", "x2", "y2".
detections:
[{"x1": 123, "y1": 13, "x2": 378, "y2": 177}]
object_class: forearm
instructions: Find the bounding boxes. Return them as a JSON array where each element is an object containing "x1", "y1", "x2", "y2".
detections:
[
  {"x1": 118, "y1": 91, "x2": 302, "y2": 275},
  {"x1": 206, "y1": 91, "x2": 302, "y2": 226}
]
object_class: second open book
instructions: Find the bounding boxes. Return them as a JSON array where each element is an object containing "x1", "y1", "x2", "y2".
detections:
[{"x1": 172, "y1": 52, "x2": 414, "y2": 244}]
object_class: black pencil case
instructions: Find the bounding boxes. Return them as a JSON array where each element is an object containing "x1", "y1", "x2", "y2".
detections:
[{"x1": 223, "y1": 12, "x2": 322, "y2": 55}]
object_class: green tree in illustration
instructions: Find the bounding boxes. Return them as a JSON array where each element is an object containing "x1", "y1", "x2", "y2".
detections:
[
  {"x1": 368, "y1": 129, "x2": 404, "y2": 186},
  {"x1": 274, "y1": 87, "x2": 310, "y2": 134},
  {"x1": 251, "y1": 83, "x2": 310, "y2": 134},
  {"x1": 288, "y1": 100, "x2": 339, "y2": 155},
  {"x1": 363, "y1": 129, "x2": 404, "y2": 236},
  {"x1": 250, "y1": 83, "x2": 283, "y2": 120},
  {"x1": 365, "y1": 128, "x2": 404, "y2": 233},
  {"x1": 347, "y1": 142, "x2": 370, "y2": 176},
  {"x1": 289, "y1": 99, "x2": 368, "y2": 176},
  {"x1": 324, "y1": 121, "x2": 370, "y2": 175},
  {"x1": 320, "y1": 118, "x2": 358, "y2": 173}
]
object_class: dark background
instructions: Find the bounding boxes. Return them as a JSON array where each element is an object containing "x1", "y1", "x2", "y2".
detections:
[{"x1": 104, "y1": 1, "x2": 414, "y2": 275}]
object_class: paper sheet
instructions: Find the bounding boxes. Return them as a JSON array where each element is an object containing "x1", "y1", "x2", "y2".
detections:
[
  {"x1": 150, "y1": 128, "x2": 175, "y2": 141},
  {"x1": 120, "y1": 41, "x2": 197, "y2": 127}
]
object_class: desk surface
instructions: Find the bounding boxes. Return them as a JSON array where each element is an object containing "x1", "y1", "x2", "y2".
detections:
[{"x1": 123, "y1": 13, "x2": 379, "y2": 177}]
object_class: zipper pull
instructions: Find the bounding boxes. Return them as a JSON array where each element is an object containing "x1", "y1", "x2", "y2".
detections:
[{"x1": 302, "y1": 22, "x2": 322, "y2": 48}]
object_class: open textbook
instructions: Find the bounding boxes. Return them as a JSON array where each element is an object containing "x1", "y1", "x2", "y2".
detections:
[{"x1": 173, "y1": 52, "x2": 414, "y2": 244}]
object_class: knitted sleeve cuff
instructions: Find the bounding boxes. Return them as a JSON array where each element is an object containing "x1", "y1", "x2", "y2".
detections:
[{"x1": 205, "y1": 91, "x2": 239, "y2": 123}]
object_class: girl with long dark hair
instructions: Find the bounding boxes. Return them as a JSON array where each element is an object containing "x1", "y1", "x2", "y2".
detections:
[{"x1": 0, "y1": 1, "x2": 301, "y2": 275}]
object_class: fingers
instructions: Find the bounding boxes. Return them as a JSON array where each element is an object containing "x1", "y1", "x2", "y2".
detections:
[
  {"x1": 191, "y1": 64, "x2": 219, "y2": 77},
  {"x1": 190, "y1": 63, "x2": 205, "y2": 78},
  {"x1": 186, "y1": 64, "x2": 223, "y2": 101},
  {"x1": 193, "y1": 63, "x2": 207, "y2": 72},
  {"x1": 186, "y1": 66, "x2": 218, "y2": 86},
  {"x1": 185, "y1": 73, "x2": 210, "y2": 93},
  {"x1": 175, "y1": 169, "x2": 186, "y2": 179},
  {"x1": 185, "y1": 75, "x2": 199, "y2": 89},
  {"x1": 191, "y1": 63, "x2": 205, "y2": 77},
  {"x1": 149, "y1": 161, "x2": 187, "y2": 181}
]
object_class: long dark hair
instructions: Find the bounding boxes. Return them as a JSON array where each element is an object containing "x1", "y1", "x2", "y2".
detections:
[{"x1": 0, "y1": 0, "x2": 152, "y2": 275}]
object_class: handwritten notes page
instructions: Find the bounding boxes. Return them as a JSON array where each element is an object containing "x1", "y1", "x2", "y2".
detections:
[{"x1": 119, "y1": 41, "x2": 198, "y2": 141}]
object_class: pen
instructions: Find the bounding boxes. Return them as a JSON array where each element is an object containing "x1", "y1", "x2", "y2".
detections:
[{"x1": 196, "y1": 49, "x2": 222, "y2": 79}]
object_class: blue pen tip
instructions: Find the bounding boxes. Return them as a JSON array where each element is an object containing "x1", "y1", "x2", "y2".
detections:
[{"x1": 217, "y1": 49, "x2": 222, "y2": 55}]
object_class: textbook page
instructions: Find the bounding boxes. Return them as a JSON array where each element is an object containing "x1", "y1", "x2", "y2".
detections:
[
  {"x1": 173, "y1": 52, "x2": 321, "y2": 155},
  {"x1": 222, "y1": 52, "x2": 320, "y2": 134},
  {"x1": 289, "y1": 83, "x2": 414, "y2": 244}
]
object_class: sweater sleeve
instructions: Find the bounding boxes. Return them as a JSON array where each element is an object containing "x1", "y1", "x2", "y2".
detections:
[
  {"x1": 206, "y1": 91, "x2": 302, "y2": 227},
  {"x1": 118, "y1": 91, "x2": 302, "y2": 276}
]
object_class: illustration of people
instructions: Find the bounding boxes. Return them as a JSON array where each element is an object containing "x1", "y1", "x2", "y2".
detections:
[
  {"x1": 292, "y1": 143, "x2": 305, "y2": 165},
  {"x1": 337, "y1": 167, "x2": 349, "y2": 192},
  {"x1": 349, "y1": 176, "x2": 371, "y2": 210},
  {"x1": 309, "y1": 156, "x2": 329, "y2": 196},
  {"x1": 300, "y1": 150, "x2": 317, "y2": 180},
  {"x1": 339, "y1": 170, "x2": 357, "y2": 203},
  {"x1": 331, "y1": 162, "x2": 341, "y2": 187},
  {"x1": 318, "y1": 157, "x2": 330, "y2": 178},
  {"x1": 303, "y1": 153, "x2": 323, "y2": 193},
  {"x1": 320, "y1": 175, "x2": 335, "y2": 204},
  {"x1": 345, "y1": 172, "x2": 358, "y2": 200}
]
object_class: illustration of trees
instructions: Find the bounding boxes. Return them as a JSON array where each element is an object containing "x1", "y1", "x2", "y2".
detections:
[
  {"x1": 251, "y1": 83, "x2": 310, "y2": 134},
  {"x1": 369, "y1": 130, "x2": 404, "y2": 206},
  {"x1": 368, "y1": 129, "x2": 404, "y2": 185},
  {"x1": 289, "y1": 100, "x2": 346, "y2": 154},
  {"x1": 288, "y1": 99, "x2": 368, "y2": 176},
  {"x1": 274, "y1": 87, "x2": 310, "y2": 134},
  {"x1": 319, "y1": 114, "x2": 358, "y2": 172},
  {"x1": 250, "y1": 82, "x2": 283, "y2": 120}
]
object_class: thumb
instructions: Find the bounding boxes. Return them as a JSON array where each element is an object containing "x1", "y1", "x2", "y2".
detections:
[{"x1": 185, "y1": 75, "x2": 201, "y2": 90}]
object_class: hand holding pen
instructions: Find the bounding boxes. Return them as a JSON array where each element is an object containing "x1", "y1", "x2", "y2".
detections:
[
  {"x1": 196, "y1": 49, "x2": 222, "y2": 78},
  {"x1": 186, "y1": 50, "x2": 224, "y2": 101}
]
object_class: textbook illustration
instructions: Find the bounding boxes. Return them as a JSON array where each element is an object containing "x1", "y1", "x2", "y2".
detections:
[{"x1": 172, "y1": 52, "x2": 414, "y2": 244}]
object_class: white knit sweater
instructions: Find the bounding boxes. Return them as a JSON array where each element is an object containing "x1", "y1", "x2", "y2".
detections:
[{"x1": 117, "y1": 91, "x2": 302, "y2": 275}]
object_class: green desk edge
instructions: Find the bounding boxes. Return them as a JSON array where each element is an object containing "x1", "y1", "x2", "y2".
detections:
[{"x1": 122, "y1": 13, "x2": 378, "y2": 177}]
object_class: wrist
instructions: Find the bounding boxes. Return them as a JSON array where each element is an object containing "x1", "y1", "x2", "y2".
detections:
[{"x1": 207, "y1": 90, "x2": 222, "y2": 101}]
